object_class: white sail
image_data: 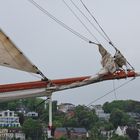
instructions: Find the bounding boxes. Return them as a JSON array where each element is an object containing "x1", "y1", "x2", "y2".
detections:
[{"x1": 0, "y1": 29, "x2": 39, "y2": 74}]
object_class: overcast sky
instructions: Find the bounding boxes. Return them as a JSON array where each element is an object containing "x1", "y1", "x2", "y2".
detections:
[{"x1": 0, "y1": 0, "x2": 140, "y2": 105}]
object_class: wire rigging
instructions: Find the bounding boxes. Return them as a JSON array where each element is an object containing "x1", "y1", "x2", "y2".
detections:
[
  {"x1": 28, "y1": 0, "x2": 134, "y2": 70},
  {"x1": 27, "y1": 0, "x2": 98, "y2": 45},
  {"x1": 113, "y1": 80, "x2": 117, "y2": 100},
  {"x1": 69, "y1": 0, "x2": 109, "y2": 43},
  {"x1": 79, "y1": 0, "x2": 112, "y2": 44},
  {"x1": 35, "y1": 97, "x2": 49, "y2": 110},
  {"x1": 62, "y1": 0, "x2": 100, "y2": 44},
  {"x1": 87, "y1": 78, "x2": 135, "y2": 107},
  {"x1": 80, "y1": 0, "x2": 135, "y2": 70}
]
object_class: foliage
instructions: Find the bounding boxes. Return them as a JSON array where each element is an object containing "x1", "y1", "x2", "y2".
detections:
[
  {"x1": 1, "y1": 99, "x2": 140, "y2": 140},
  {"x1": 22, "y1": 118, "x2": 43, "y2": 140},
  {"x1": 0, "y1": 100, "x2": 21, "y2": 111},
  {"x1": 90, "y1": 126, "x2": 106, "y2": 140},
  {"x1": 126, "y1": 127, "x2": 139, "y2": 140},
  {"x1": 63, "y1": 105, "x2": 98, "y2": 130},
  {"x1": 0, "y1": 98, "x2": 46, "y2": 112},
  {"x1": 110, "y1": 134, "x2": 129, "y2": 140},
  {"x1": 110, "y1": 109, "x2": 129, "y2": 128},
  {"x1": 103, "y1": 100, "x2": 140, "y2": 113},
  {"x1": 59, "y1": 137, "x2": 67, "y2": 140}
]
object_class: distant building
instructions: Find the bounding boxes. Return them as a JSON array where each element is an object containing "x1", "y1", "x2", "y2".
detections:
[
  {"x1": 115, "y1": 126, "x2": 127, "y2": 136},
  {"x1": 17, "y1": 107, "x2": 27, "y2": 114},
  {"x1": 0, "y1": 110, "x2": 20, "y2": 127},
  {"x1": 128, "y1": 112, "x2": 140, "y2": 122},
  {"x1": 70, "y1": 128, "x2": 88, "y2": 139},
  {"x1": 92, "y1": 105, "x2": 110, "y2": 121},
  {"x1": 54, "y1": 128, "x2": 67, "y2": 139},
  {"x1": 25, "y1": 112, "x2": 38, "y2": 117},
  {"x1": 54, "y1": 127, "x2": 88, "y2": 139},
  {"x1": 58, "y1": 103, "x2": 75, "y2": 113},
  {"x1": 0, "y1": 128, "x2": 25, "y2": 140},
  {"x1": 100, "y1": 129, "x2": 114, "y2": 139}
]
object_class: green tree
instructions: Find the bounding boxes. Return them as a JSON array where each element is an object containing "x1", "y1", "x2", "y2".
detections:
[
  {"x1": 110, "y1": 134, "x2": 129, "y2": 140},
  {"x1": 17, "y1": 112, "x2": 25, "y2": 125},
  {"x1": 7, "y1": 101, "x2": 19, "y2": 111},
  {"x1": 22, "y1": 118, "x2": 43, "y2": 140},
  {"x1": 103, "y1": 100, "x2": 140, "y2": 113},
  {"x1": 63, "y1": 105, "x2": 98, "y2": 130},
  {"x1": 110, "y1": 109, "x2": 129, "y2": 128}
]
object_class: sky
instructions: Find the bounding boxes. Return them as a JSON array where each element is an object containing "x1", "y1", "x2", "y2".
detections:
[{"x1": 0, "y1": 0, "x2": 140, "y2": 105}]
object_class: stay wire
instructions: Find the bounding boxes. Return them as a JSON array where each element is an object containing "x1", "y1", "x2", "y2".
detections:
[
  {"x1": 69, "y1": 0, "x2": 109, "y2": 43},
  {"x1": 35, "y1": 97, "x2": 49, "y2": 111},
  {"x1": 62, "y1": 0, "x2": 100, "y2": 44},
  {"x1": 79, "y1": 0, "x2": 112, "y2": 44},
  {"x1": 87, "y1": 77, "x2": 135, "y2": 107},
  {"x1": 113, "y1": 80, "x2": 117, "y2": 100},
  {"x1": 27, "y1": 0, "x2": 98, "y2": 45},
  {"x1": 80, "y1": 0, "x2": 135, "y2": 70}
]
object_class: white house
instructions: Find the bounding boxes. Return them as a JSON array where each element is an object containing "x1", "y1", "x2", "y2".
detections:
[
  {"x1": 25, "y1": 111, "x2": 38, "y2": 117},
  {"x1": 0, "y1": 110, "x2": 20, "y2": 127},
  {"x1": 115, "y1": 126, "x2": 128, "y2": 136}
]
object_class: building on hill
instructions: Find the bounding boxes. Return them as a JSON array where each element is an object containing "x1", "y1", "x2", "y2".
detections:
[
  {"x1": 127, "y1": 112, "x2": 140, "y2": 122},
  {"x1": 115, "y1": 126, "x2": 128, "y2": 136},
  {"x1": 54, "y1": 128, "x2": 67, "y2": 139},
  {"x1": 0, "y1": 128, "x2": 25, "y2": 140},
  {"x1": 70, "y1": 128, "x2": 88, "y2": 139},
  {"x1": 0, "y1": 110, "x2": 20, "y2": 127},
  {"x1": 16, "y1": 106, "x2": 27, "y2": 114},
  {"x1": 58, "y1": 103, "x2": 75, "y2": 113},
  {"x1": 92, "y1": 105, "x2": 110, "y2": 121},
  {"x1": 54, "y1": 127, "x2": 88, "y2": 139},
  {"x1": 25, "y1": 111, "x2": 38, "y2": 117}
]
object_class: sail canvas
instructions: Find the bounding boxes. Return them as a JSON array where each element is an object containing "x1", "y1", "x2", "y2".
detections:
[{"x1": 0, "y1": 29, "x2": 39, "y2": 74}]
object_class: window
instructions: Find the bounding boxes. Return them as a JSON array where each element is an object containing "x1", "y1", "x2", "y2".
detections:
[
  {"x1": 9, "y1": 112, "x2": 13, "y2": 116},
  {"x1": 4, "y1": 112, "x2": 8, "y2": 116}
]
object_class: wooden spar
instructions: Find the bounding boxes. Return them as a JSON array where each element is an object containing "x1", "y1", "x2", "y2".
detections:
[
  {"x1": 0, "y1": 70, "x2": 139, "y2": 93},
  {"x1": 0, "y1": 76, "x2": 90, "y2": 93}
]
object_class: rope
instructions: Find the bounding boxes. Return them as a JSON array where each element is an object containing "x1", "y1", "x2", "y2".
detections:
[
  {"x1": 79, "y1": 0, "x2": 135, "y2": 70},
  {"x1": 69, "y1": 0, "x2": 109, "y2": 43},
  {"x1": 28, "y1": 0, "x2": 134, "y2": 70},
  {"x1": 113, "y1": 80, "x2": 117, "y2": 100},
  {"x1": 27, "y1": 0, "x2": 98, "y2": 45},
  {"x1": 79, "y1": 0, "x2": 112, "y2": 43},
  {"x1": 62, "y1": 0, "x2": 100, "y2": 44},
  {"x1": 87, "y1": 78, "x2": 135, "y2": 107}
]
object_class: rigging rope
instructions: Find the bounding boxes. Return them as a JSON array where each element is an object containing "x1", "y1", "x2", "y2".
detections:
[
  {"x1": 62, "y1": 0, "x2": 100, "y2": 44},
  {"x1": 79, "y1": 0, "x2": 112, "y2": 44},
  {"x1": 113, "y1": 80, "x2": 117, "y2": 100},
  {"x1": 27, "y1": 0, "x2": 98, "y2": 45},
  {"x1": 87, "y1": 77, "x2": 135, "y2": 107},
  {"x1": 69, "y1": 0, "x2": 109, "y2": 43},
  {"x1": 80, "y1": 0, "x2": 135, "y2": 70},
  {"x1": 28, "y1": 0, "x2": 134, "y2": 70}
]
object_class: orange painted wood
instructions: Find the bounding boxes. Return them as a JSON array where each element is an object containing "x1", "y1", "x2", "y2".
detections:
[{"x1": 0, "y1": 70, "x2": 136, "y2": 93}]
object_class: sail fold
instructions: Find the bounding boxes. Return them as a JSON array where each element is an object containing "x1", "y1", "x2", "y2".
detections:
[{"x1": 0, "y1": 29, "x2": 39, "y2": 74}]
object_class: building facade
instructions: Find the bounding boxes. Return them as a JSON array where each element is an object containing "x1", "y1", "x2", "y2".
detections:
[
  {"x1": 58, "y1": 103, "x2": 75, "y2": 113},
  {"x1": 92, "y1": 105, "x2": 110, "y2": 121},
  {"x1": 0, "y1": 110, "x2": 20, "y2": 127}
]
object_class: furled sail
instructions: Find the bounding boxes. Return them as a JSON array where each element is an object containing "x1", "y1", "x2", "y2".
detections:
[{"x1": 0, "y1": 29, "x2": 40, "y2": 74}]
